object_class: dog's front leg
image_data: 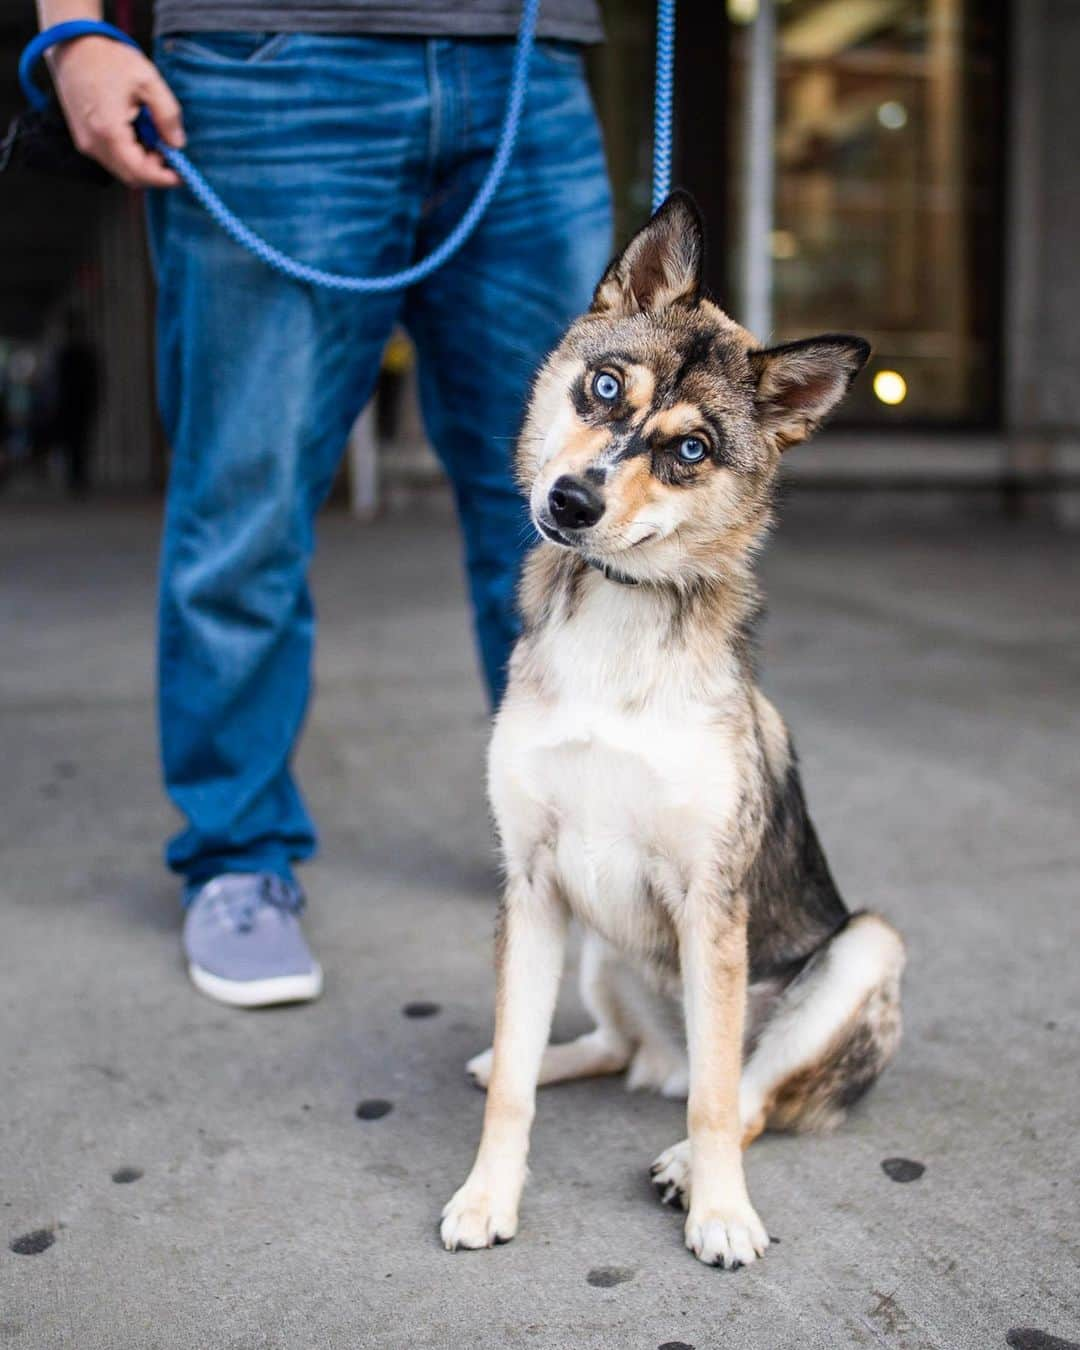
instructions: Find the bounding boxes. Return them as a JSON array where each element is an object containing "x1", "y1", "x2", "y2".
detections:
[
  {"x1": 679, "y1": 889, "x2": 769, "y2": 1268},
  {"x1": 441, "y1": 866, "x2": 567, "y2": 1250}
]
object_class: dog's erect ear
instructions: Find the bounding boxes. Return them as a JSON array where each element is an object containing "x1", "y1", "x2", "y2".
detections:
[
  {"x1": 591, "y1": 190, "x2": 705, "y2": 317},
  {"x1": 749, "y1": 335, "x2": 870, "y2": 450}
]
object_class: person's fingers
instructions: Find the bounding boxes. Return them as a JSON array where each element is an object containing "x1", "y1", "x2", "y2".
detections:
[
  {"x1": 98, "y1": 128, "x2": 180, "y2": 188},
  {"x1": 137, "y1": 68, "x2": 186, "y2": 148},
  {"x1": 130, "y1": 151, "x2": 182, "y2": 188}
]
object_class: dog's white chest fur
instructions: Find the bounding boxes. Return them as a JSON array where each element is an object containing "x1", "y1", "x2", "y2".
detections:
[{"x1": 490, "y1": 581, "x2": 743, "y2": 958}]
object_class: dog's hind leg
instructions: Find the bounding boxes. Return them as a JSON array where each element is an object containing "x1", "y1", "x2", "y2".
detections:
[
  {"x1": 468, "y1": 932, "x2": 633, "y2": 1088},
  {"x1": 650, "y1": 912, "x2": 904, "y2": 1212},
  {"x1": 739, "y1": 911, "x2": 906, "y2": 1144},
  {"x1": 619, "y1": 967, "x2": 689, "y2": 1098}
]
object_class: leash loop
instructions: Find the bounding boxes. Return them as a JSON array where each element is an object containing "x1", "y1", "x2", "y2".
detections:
[
  {"x1": 20, "y1": 18, "x2": 141, "y2": 110},
  {"x1": 21, "y1": 0, "x2": 678, "y2": 291}
]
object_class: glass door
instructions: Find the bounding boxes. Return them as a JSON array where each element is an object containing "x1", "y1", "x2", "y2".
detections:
[{"x1": 725, "y1": 0, "x2": 1007, "y2": 424}]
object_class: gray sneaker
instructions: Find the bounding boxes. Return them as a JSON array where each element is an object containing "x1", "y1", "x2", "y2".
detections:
[{"x1": 182, "y1": 873, "x2": 323, "y2": 1008}]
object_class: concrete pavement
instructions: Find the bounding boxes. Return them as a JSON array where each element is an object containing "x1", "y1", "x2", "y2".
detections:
[{"x1": 1, "y1": 499, "x2": 1078, "y2": 1349}]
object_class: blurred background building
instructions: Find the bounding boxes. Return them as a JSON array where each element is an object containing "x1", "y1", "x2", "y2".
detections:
[{"x1": 0, "y1": 0, "x2": 1076, "y2": 510}]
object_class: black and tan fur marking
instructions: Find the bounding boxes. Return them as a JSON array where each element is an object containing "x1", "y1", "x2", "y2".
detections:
[{"x1": 442, "y1": 193, "x2": 905, "y2": 1270}]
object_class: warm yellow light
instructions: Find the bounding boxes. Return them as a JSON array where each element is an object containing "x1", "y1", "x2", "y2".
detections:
[
  {"x1": 873, "y1": 370, "x2": 908, "y2": 406},
  {"x1": 726, "y1": 0, "x2": 758, "y2": 23}
]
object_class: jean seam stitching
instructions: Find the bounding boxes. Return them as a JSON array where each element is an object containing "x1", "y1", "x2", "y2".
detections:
[{"x1": 424, "y1": 38, "x2": 441, "y2": 194}]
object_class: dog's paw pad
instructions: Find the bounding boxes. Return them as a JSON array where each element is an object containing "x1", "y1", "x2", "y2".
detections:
[
  {"x1": 650, "y1": 1139, "x2": 690, "y2": 1210},
  {"x1": 685, "y1": 1206, "x2": 769, "y2": 1269},
  {"x1": 440, "y1": 1186, "x2": 517, "y2": 1251}
]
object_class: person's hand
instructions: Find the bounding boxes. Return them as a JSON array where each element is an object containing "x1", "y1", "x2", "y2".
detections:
[{"x1": 49, "y1": 34, "x2": 185, "y2": 187}]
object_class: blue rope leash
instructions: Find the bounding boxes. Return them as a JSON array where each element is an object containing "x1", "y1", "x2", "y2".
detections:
[
  {"x1": 652, "y1": 0, "x2": 676, "y2": 214},
  {"x1": 21, "y1": 0, "x2": 678, "y2": 292}
]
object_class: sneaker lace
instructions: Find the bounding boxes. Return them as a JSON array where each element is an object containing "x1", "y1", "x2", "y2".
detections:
[{"x1": 208, "y1": 874, "x2": 305, "y2": 934}]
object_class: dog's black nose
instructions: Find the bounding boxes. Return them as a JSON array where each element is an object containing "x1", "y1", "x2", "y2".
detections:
[{"x1": 548, "y1": 475, "x2": 604, "y2": 531}]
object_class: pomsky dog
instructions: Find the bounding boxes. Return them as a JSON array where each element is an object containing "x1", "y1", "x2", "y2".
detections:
[{"x1": 442, "y1": 192, "x2": 906, "y2": 1269}]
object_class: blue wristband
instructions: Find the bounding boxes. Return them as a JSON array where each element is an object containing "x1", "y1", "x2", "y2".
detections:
[{"x1": 20, "y1": 19, "x2": 142, "y2": 112}]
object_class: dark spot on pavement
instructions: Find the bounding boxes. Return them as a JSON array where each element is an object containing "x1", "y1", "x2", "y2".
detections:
[
  {"x1": 403, "y1": 1001, "x2": 441, "y2": 1019},
  {"x1": 10, "y1": 1230, "x2": 55, "y2": 1255},
  {"x1": 54, "y1": 761, "x2": 77, "y2": 779},
  {"x1": 869, "y1": 1288, "x2": 905, "y2": 1332},
  {"x1": 83, "y1": 1063, "x2": 126, "y2": 1084},
  {"x1": 881, "y1": 1157, "x2": 925, "y2": 1182},
  {"x1": 587, "y1": 1266, "x2": 635, "y2": 1287},
  {"x1": 1007, "y1": 1331, "x2": 1080, "y2": 1350},
  {"x1": 1044, "y1": 1021, "x2": 1057, "y2": 1031},
  {"x1": 659, "y1": 1343, "x2": 695, "y2": 1350},
  {"x1": 111, "y1": 1167, "x2": 143, "y2": 1184},
  {"x1": 356, "y1": 1099, "x2": 394, "y2": 1120}
]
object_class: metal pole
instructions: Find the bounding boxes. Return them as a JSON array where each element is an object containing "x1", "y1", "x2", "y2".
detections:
[
  {"x1": 347, "y1": 401, "x2": 379, "y2": 522},
  {"x1": 741, "y1": 0, "x2": 776, "y2": 343}
]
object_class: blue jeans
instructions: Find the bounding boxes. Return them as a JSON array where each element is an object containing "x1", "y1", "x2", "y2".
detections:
[{"x1": 147, "y1": 32, "x2": 611, "y2": 890}]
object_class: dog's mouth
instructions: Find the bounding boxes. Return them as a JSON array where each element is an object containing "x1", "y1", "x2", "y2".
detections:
[
  {"x1": 534, "y1": 514, "x2": 576, "y2": 548},
  {"x1": 534, "y1": 511, "x2": 661, "y2": 559}
]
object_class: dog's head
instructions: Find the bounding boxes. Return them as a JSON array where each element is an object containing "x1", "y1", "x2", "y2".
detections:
[{"x1": 520, "y1": 192, "x2": 870, "y2": 586}]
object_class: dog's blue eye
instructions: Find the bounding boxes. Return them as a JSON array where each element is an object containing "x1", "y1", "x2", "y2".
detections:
[
  {"x1": 677, "y1": 437, "x2": 707, "y2": 463},
  {"x1": 593, "y1": 372, "x2": 621, "y2": 401}
]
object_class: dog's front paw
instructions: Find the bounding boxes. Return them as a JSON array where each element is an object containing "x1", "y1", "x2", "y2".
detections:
[
  {"x1": 685, "y1": 1201, "x2": 769, "y2": 1269},
  {"x1": 650, "y1": 1138, "x2": 690, "y2": 1209},
  {"x1": 465, "y1": 1047, "x2": 493, "y2": 1089},
  {"x1": 441, "y1": 1183, "x2": 517, "y2": 1251}
]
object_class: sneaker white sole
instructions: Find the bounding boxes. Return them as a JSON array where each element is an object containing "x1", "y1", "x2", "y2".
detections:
[{"x1": 188, "y1": 961, "x2": 324, "y2": 1009}]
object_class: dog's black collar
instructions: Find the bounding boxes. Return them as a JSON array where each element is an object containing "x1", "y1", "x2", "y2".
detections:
[{"x1": 585, "y1": 557, "x2": 640, "y2": 587}]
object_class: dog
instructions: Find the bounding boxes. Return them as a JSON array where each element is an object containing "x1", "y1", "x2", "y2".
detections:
[{"x1": 441, "y1": 192, "x2": 906, "y2": 1269}]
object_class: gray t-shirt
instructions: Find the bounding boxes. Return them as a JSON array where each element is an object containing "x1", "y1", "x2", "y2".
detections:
[{"x1": 153, "y1": 1, "x2": 604, "y2": 44}]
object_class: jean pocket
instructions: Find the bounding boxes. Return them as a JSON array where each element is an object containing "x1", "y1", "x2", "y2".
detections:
[
  {"x1": 161, "y1": 32, "x2": 293, "y2": 65},
  {"x1": 534, "y1": 39, "x2": 585, "y2": 71}
]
